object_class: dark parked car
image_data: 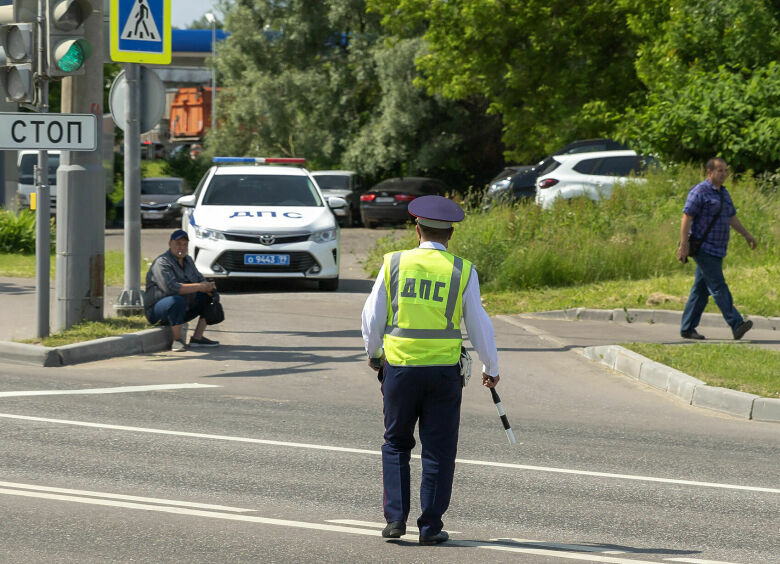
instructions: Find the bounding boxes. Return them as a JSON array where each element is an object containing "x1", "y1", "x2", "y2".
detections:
[
  {"x1": 311, "y1": 170, "x2": 363, "y2": 227},
  {"x1": 359, "y1": 177, "x2": 450, "y2": 228},
  {"x1": 140, "y1": 177, "x2": 191, "y2": 226},
  {"x1": 483, "y1": 138, "x2": 628, "y2": 208}
]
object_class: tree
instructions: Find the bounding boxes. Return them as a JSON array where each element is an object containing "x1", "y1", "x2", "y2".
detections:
[
  {"x1": 615, "y1": 0, "x2": 780, "y2": 171},
  {"x1": 367, "y1": 0, "x2": 644, "y2": 163},
  {"x1": 209, "y1": 0, "x2": 504, "y2": 190}
]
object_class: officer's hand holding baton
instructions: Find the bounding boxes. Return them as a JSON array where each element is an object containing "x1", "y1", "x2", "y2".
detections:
[{"x1": 483, "y1": 373, "x2": 516, "y2": 444}]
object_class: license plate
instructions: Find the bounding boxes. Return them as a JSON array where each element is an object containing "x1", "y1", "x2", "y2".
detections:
[
  {"x1": 375, "y1": 197, "x2": 394, "y2": 203},
  {"x1": 143, "y1": 211, "x2": 163, "y2": 217},
  {"x1": 244, "y1": 253, "x2": 290, "y2": 266}
]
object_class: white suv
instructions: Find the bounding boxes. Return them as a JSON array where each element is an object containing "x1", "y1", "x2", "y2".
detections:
[
  {"x1": 535, "y1": 150, "x2": 647, "y2": 209},
  {"x1": 177, "y1": 157, "x2": 346, "y2": 290},
  {"x1": 16, "y1": 150, "x2": 60, "y2": 214}
]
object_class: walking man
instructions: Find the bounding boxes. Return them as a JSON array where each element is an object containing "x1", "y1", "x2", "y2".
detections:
[
  {"x1": 677, "y1": 157, "x2": 757, "y2": 340},
  {"x1": 361, "y1": 195, "x2": 500, "y2": 545}
]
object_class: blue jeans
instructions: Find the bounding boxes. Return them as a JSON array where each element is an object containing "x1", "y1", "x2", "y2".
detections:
[
  {"x1": 147, "y1": 293, "x2": 210, "y2": 326},
  {"x1": 681, "y1": 252, "x2": 743, "y2": 332}
]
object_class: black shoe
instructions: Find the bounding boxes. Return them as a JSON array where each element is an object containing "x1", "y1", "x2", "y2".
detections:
[
  {"x1": 381, "y1": 521, "x2": 406, "y2": 539},
  {"x1": 189, "y1": 336, "x2": 220, "y2": 347},
  {"x1": 733, "y1": 320, "x2": 753, "y2": 340},
  {"x1": 419, "y1": 530, "x2": 449, "y2": 545},
  {"x1": 680, "y1": 329, "x2": 705, "y2": 340}
]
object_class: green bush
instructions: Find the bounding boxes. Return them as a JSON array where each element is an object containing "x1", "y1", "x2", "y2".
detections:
[
  {"x1": 163, "y1": 151, "x2": 210, "y2": 191},
  {"x1": 365, "y1": 164, "x2": 780, "y2": 292},
  {"x1": 0, "y1": 209, "x2": 54, "y2": 254}
]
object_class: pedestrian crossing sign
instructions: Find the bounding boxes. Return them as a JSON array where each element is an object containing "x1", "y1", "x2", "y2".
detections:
[{"x1": 110, "y1": 0, "x2": 171, "y2": 64}]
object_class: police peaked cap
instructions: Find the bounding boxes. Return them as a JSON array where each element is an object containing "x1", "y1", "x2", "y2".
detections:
[{"x1": 408, "y1": 195, "x2": 465, "y2": 229}]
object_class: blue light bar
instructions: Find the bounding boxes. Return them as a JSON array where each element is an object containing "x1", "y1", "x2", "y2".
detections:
[
  {"x1": 212, "y1": 157, "x2": 307, "y2": 165},
  {"x1": 213, "y1": 157, "x2": 261, "y2": 163}
]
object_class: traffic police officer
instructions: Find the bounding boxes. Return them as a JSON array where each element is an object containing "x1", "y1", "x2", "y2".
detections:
[{"x1": 361, "y1": 195, "x2": 500, "y2": 545}]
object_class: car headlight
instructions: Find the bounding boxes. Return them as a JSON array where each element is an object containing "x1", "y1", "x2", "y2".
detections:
[
  {"x1": 487, "y1": 179, "x2": 510, "y2": 194},
  {"x1": 310, "y1": 228, "x2": 338, "y2": 243},
  {"x1": 194, "y1": 225, "x2": 226, "y2": 241}
]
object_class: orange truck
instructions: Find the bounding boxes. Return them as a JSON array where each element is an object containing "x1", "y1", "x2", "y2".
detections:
[{"x1": 170, "y1": 86, "x2": 215, "y2": 141}]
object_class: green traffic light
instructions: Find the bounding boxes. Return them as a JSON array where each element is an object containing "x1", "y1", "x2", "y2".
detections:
[{"x1": 57, "y1": 41, "x2": 85, "y2": 73}]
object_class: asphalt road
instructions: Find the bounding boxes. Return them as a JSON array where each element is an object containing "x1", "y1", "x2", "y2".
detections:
[{"x1": 0, "y1": 226, "x2": 778, "y2": 563}]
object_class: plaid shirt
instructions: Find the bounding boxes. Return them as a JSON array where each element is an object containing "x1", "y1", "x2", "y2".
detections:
[
  {"x1": 143, "y1": 249, "x2": 205, "y2": 316},
  {"x1": 683, "y1": 179, "x2": 736, "y2": 258}
]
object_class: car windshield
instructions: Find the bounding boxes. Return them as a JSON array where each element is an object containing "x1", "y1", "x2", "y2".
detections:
[
  {"x1": 19, "y1": 153, "x2": 59, "y2": 185},
  {"x1": 202, "y1": 174, "x2": 323, "y2": 206},
  {"x1": 314, "y1": 175, "x2": 350, "y2": 190},
  {"x1": 141, "y1": 179, "x2": 182, "y2": 195}
]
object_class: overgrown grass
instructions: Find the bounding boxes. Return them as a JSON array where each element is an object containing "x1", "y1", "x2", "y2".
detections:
[
  {"x1": 625, "y1": 343, "x2": 780, "y2": 398},
  {"x1": 20, "y1": 316, "x2": 149, "y2": 347},
  {"x1": 365, "y1": 164, "x2": 780, "y2": 317}
]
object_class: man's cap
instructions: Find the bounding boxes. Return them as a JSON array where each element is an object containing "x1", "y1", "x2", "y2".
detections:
[
  {"x1": 408, "y1": 195, "x2": 465, "y2": 229},
  {"x1": 170, "y1": 229, "x2": 189, "y2": 241}
]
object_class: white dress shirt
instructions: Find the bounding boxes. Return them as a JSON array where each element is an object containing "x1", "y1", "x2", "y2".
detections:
[{"x1": 361, "y1": 241, "x2": 500, "y2": 376}]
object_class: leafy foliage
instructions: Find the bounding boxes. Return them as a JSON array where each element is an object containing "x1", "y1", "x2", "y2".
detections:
[
  {"x1": 367, "y1": 0, "x2": 644, "y2": 163},
  {"x1": 615, "y1": 0, "x2": 780, "y2": 171},
  {"x1": 0, "y1": 209, "x2": 53, "y2": 254},
  {"x1": 209, "y1": 0, "x2": 504, "y2": 190}
]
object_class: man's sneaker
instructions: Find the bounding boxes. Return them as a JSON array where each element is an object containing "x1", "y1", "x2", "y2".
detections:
[
  {"x1": 419, "y1": 530, "x2": 449, "y2": 545},
  {"x1": 189, "y1": 336, "x2": 220, "y2": 347},
  {"x1": 680, "y1": 329, "x2": 705, "y2": 340},
  {"x1": 170, "y1": 340, "x2": 186, "y2": 352},
  {"x1": 381, "y1": 521, "x2": 406, "y2": 539},
  {"x1": 733, "y1": 320, "x2": 753, "y2": 340}
]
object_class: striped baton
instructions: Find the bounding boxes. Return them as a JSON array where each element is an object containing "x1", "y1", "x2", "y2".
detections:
[{"x1": 490, "y1": 387, "x2": 516, "y2": 444}]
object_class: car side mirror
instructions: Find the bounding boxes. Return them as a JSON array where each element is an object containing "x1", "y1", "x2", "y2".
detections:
[
  {"x1": 327, "y1": 196, "x2": 347, "y2": 209},
  {"x1": 178, "y1": 195, "x2": 196, "y2": 208}
]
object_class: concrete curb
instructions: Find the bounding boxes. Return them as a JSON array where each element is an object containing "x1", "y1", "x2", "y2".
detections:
[
  {"x1": 0, "y1": 327, "x2": 172, "y2": 367},
  {"x1": 527, "y1": 308, "x2": 780, "y2": 331},
  {"x1": 582, "y1": 344, "x2": 779, "y2": 423}
]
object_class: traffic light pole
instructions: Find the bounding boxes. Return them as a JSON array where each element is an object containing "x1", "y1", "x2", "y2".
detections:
[
  {"x1": 35, "y1": 87, "x2": 50, "y2": 338},
  {"x1": 34, "y1": 0, "x2": 49, "y2": 338},
  {"x1": 114, "y1": 62, "x2": 143, "y2": 316},
  {"x1": 55, "y1": 0, "x2": 105, "y2": 330}
]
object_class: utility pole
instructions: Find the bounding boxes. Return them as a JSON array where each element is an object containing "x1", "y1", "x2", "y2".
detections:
[{"x1": 55, "y1": 0, "x2": 105, "y2": 331}]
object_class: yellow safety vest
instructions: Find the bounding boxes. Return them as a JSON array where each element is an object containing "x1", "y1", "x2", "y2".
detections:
[{"x1": 383, "y1": 247, "x2": 472, "y2": 366}]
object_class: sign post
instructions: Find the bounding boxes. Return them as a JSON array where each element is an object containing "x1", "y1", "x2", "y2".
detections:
[{"x1": 110, "y1": 1, "x2": 170, "y2": 315}]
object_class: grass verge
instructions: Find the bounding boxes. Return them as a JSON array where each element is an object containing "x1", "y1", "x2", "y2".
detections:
[
  {"x1": 624, "y1": 343, "x2": 780, "y2": 398},
  {"x1": 20, "y1": 316, "x2": 149, "y2": 348},
  {"x1": 0, "y1": 250, "x2": 150, "y2": 287}
]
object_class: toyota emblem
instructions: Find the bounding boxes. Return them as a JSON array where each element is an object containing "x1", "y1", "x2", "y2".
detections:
[{"x1": 259, "y1": 234, "x2": 275, "y2": 245}]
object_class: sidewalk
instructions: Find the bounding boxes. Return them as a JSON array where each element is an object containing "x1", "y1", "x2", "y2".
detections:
[
  {"x1": 0, "y1": 276, "x2": 171, "y2": 366},
  {"x1": 499, "y1": 309, "x2": 780, "y2": 423}
]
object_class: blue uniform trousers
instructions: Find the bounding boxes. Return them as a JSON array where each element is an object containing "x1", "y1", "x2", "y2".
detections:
[{"x1": 381, "y1": 362, "x2": 462, "y2": 537}]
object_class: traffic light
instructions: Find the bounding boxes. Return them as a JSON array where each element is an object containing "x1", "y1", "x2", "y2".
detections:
[
  {"x1": 0, "y1": 22, "x2": 37, "y2": 103},
  {"x1": 45, "y1": 0, "x2": 93, "y2": 77}
]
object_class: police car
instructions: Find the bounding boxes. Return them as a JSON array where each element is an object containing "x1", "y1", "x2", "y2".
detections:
[{"x1": 177, "y1": 157, "x2": 346, "y2": 290}]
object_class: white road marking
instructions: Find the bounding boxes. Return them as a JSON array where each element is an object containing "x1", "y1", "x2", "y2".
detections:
[
  {"x1": 0, "y1": 383, "x2": 219, "y2": 398},
  {"x1": 325, "y1": 519, "x2": 461, "y2": 534},
  {"x1": 0, "y1": 485, "x2": 743, "y2": 564},
  {"x1": 0, "y1": 481, "x2": 254, "y2": 513},
  {"x1": 0, "y1": 412, "x2": 777, "y2": 495}
]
